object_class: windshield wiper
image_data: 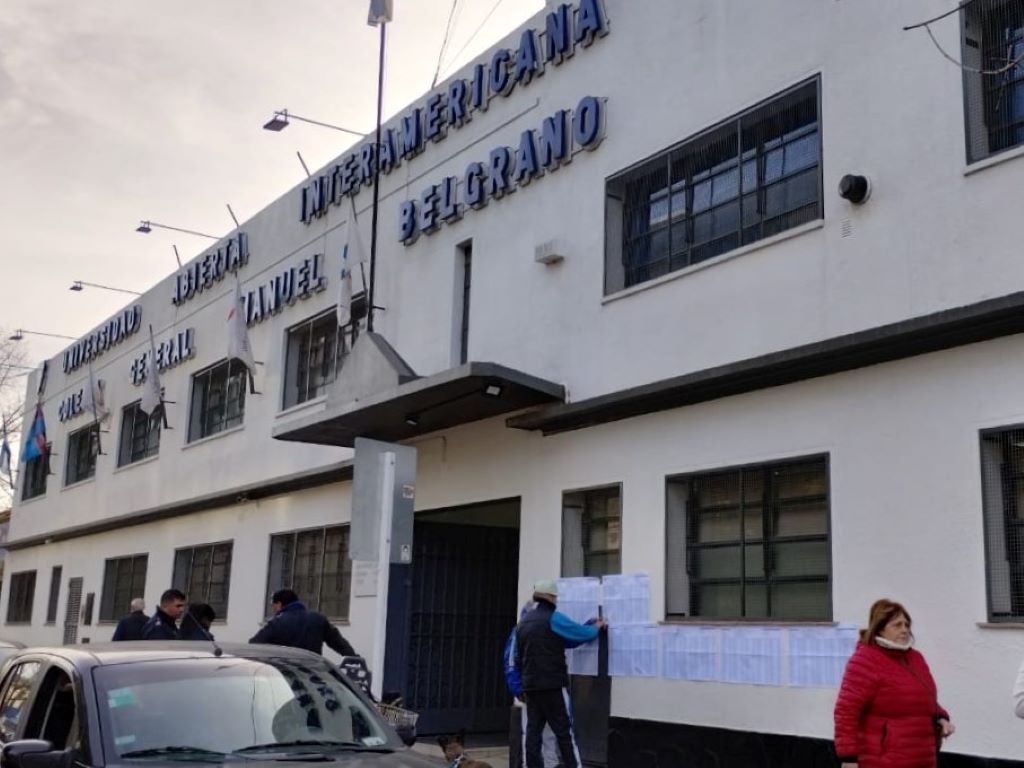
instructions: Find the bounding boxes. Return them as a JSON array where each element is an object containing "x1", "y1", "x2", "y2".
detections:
[
  {"x1": 121, "y1": 746, "x2": 227, "y2": 761},
  {"x1": 234, "y1": 741, "x2": 391, "y2": 755}
]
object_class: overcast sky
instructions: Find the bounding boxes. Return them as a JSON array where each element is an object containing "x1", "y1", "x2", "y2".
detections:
[{"x1": 0, "y1": 0, "x2": 543, "y2": 377}]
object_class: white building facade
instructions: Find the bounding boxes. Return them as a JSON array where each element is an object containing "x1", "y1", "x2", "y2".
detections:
[{"x1": 4, "y1": 1, "x2": 1024, "y2": 764}]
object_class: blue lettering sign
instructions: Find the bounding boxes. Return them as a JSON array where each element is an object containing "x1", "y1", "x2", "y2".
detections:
[
  {"x1": 439, "y1": 176, "x2": 462, "y2": 222},
  {"x1": 514, "y1": 29, "x2": 543, "y2": 86},
  {"x1": 573, "y1": 95, "x2": 605, "y2": 149},
  {"x1": 399, "y1": 201, "x2": 419, "y2": 245},
  {"x1": 426, "y1": 93, "x2": 447, "y2": 142},
  {"x1": 471, "y1": 63, "x2": 488, "y2": 112},
  {"x1": 418, "y1": 185, "x2": 441, "y2": 234},
  {"x1": 400, "y1": 109, "x2": 424, "y2": 159},
  {"x1": 448, "y1": 79, "x2": 469, "y2": 127},
  {"x1": 575, "y1": 0, "x2": 609, "y2": 47},
  {"x1": 464, "y1": 162, "x2": 488, "y2": 209},
  {"x1": 489, "y1": 49, "x2": 513, "y2": 98},
  {"x1": 380, "y1": 129, "x2": 399, "y2": 174},
  {"x1": 540, "y1": 110, "x2": 570, "y2": 169},
  {"x1": 545, "y1": 4, "x2": 573, "y2": 64},
  {"x1": 514, "y1": 130, "x2": 542, "y2": 186},
  {"x1": 359, "y1": 144, "x2": 375, "y2": 185}
]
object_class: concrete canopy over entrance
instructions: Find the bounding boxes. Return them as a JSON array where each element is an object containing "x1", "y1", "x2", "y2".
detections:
[{"x1": 272, "y1": 333, "x2": 565, "y2": 448}]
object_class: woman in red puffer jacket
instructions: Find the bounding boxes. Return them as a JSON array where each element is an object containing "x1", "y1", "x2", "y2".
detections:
[{"x1": 834, "y1": 599, "x2": 954, "y2": 768}]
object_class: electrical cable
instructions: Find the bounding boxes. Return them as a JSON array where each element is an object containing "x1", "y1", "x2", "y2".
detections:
[
  {"x1": 903, "y1": 0, "x2": 981, "y2": 31},
  {"x1": 438, "y1": 0, "x2": 508, "y2": 80},
  {"x1": 431, "y1": 0, "x2": 463, "y2": 89},
  {"x1": 904, "y1": 0, "x2": 1024, "y2": 75}
]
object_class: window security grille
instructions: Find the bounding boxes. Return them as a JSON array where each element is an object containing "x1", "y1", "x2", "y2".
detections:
[
  {"x1": 118, "y1": 401, "x2": 161, "y2": 466},
  {"x1": 172, "y1": 542, "x2": 233, "y2": 618},
  {"x1": 188, "y1": 359, "x2": 247, "y2": 442},
  {"x1": 666, "y1": 456, "x2": 831, "y2": 621},
  {"x1": 99, "y1": 555, "x2": 148, "y2": 622},
  {"x1": 22, "y1": 456, "x2": 47, "y2": 501},
  {"x1": 45, "y1": 566, "x2": 62, "y2": 624},
  {"x1": 65, "y1": 423, "x2": 100, "y2": 485},
  {"x1": 266, "y1": 526, "x2": 351, "y2": 620},
  {"x1": 6, "y1": 571, "x2": 36, "y2": 623},
  {"x1": 962, "y1": 0, "x2": 1024, "y2": 162},
  {"x1": 284, "y1": 311, "x2": 343, "y2": 410},
  {"x1": 605, "y1": 77, "x2": 822, "y2": 293},
  {"x1": 562, "y1": 486, "x2": 622, "y2": 578},
  {"x1": 979, "y1": 427, "x2": 1024, "y2": 621}
]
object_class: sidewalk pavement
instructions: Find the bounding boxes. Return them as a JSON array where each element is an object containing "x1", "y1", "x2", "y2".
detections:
[{"x1": 411, "y1": 741, "x2": 510, "y2": 768}]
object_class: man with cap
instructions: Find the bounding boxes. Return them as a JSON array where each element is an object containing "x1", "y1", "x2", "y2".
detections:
[{"x1": 515, "y1": 578, "x2": 606, "y2": 768}]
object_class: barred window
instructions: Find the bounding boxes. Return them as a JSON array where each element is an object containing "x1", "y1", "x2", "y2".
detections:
[
  {"x1": 962, "y1": 0, "x2": 1024, "y2": 162},
  {"x1": 666, "y1": 456, "x2": 831, "y2": 621},
  {"x1": 562, "y1": 485, "x2": 622, "y2": 578},
  {"x1": 283, "y1": 311, "x2": 342, "y2": 410},
  {"x1": 172, "y1": 542, "x2": 233, "y2": 619},
  {"x1": 266, "y1": 526, "x2": 351, "y2": 620},
  {"x1": 45, "y1": 565, "x2": 62, "y2": 624},
  {"x1": 99, "y1": 554, "x2": 148, "y2": 622},
  {"x1": 22, "y1": 456, "x2": 47, "y2": 501},
  {"x1": 188, "y1": 359, "x2": 247, "y2": 442},
  {"x1": 979, "y1": 427, "x2": 1024, "y2": 621},
  {"x1": 605, "y1": 77, "x2": 821, "y2": 293},
  {"x1": 118, "y1": 401, "x2": 161, "y2": 466},
  {"x1": 65, "y1": 423, "x2": 100, "y2": 485},
  {"x1": 6, "y1": 571, "x2": 36, "y2": 623}
]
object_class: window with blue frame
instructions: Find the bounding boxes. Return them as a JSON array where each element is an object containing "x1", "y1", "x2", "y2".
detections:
[
  {"x1": 605, "y1": 78, "x2": 822, "y2": 293},
  {"x1": 963, "y1": 0, "x2": 1024, "y2": 162}
]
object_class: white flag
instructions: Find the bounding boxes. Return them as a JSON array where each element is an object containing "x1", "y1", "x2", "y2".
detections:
[
  {"x1": 227, "y1": 280, "x2": 257, "y2": 375},
  {"x1": 0, "y1": 426, "x2": 11, "y2": 481},
  {"x1": 338, "y1": 244, "x2": 353, "y2": 329},
  {"x1": 338, "y1": 197, "x2": 367, "y2": 329},
  {"x1": 81, "y1": 366, "x2": 108, "y2": 422},
  {"x1": 139, "y1": 327, "x2": 163, "y2": 416},
  {"x1": 368, "y1": 0, "x2": 393, "y2": 25}
]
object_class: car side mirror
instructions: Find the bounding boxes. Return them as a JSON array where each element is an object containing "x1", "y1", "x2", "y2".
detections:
[
  {"x1": 394, "y1": 725, "x2": 417, "y2": 748},
  {"x1": 1, "y1": 741, "x2": 75, "y2": 768}
]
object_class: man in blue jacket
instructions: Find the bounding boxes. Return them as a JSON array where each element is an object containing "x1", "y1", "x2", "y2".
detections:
[
  {"x1": 250, "y1": 589, "x2": 356, "y2": 657},
  {"x1": 142, "y1": 589, "x2": 186, "y2": 640},
  {"x1": 516, "y1": 579, "x2": 605, "y2": 768},
  {"x1": 112, "y1": 598, "x2": 149, "y2": 641}
]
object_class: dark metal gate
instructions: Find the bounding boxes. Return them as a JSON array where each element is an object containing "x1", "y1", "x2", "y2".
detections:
[{"x1": 405, "y1": 521, "x2": 519, "y2": 735}]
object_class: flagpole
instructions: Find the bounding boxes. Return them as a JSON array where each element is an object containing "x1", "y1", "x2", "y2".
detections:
[{"x1": 367, "y1": 18, "x2": 386, "y2": 334}]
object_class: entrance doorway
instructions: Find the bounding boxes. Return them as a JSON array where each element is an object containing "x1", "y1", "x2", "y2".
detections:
[{"x1": 405, "y1": 499, "x2": 519, "y2": 735}]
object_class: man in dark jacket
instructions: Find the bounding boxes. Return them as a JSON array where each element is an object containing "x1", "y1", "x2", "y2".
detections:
[
  {"x1": 141, "y1": 589, "x2": 186, "y2": 640},
  {"x1": 111, "y1": 598, "x2": 149, "y2": 641},
  {"x1": 179, "y1": 603, "x2": 216, "y2": 641},
  {"x1": 250, "y1": 589, "x2": 356, "y2": 657},
  {"x1": 516, "y1": 579, "x2": 605, "y2": 768}
]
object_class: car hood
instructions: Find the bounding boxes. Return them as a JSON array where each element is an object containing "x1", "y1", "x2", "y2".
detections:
[{"x1": 108, "y1": 751, "x2": 441, "y2": 768}]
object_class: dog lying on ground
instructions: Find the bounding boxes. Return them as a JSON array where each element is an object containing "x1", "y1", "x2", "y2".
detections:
[{"x1": 437, "y1": 731, "x2": 493, "y2": 768}]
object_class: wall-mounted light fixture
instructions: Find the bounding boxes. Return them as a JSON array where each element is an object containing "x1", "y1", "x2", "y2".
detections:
[{"x1": 838, "y1": 174, "x2": 871, "y2": 204}]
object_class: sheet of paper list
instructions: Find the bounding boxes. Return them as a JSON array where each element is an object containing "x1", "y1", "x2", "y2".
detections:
[
  {"x1": 602, "y1": 573, "x2": 650, "y2": 626},
  {"x1": 788, "y1": 625, "x2": 858, "y2": 688},
  {"x1": 721, "y1": 627, "x2": 782, "y2": 686},
  {"x1": 608, "y1": 624, "x2": 659, "y2": 677},
  {"x1": 662, "y1": 626, "x2": 719, "y2": 681}
]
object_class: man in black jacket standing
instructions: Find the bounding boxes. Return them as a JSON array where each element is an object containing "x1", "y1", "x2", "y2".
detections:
[
  {"x1": 516, "y1": 579, "x2": 605, "y2": 768},
  {"x1": 142, "y1": 589, "x2": 186, "y2": 640},
  {"x1": 250, "y1": 589, "x2": 356, "y2": 657},
  {"x1": 111, "y1": 597, "x2": 149, "y2": 641}
]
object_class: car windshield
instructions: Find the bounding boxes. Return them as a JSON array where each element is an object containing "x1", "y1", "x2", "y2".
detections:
[{"x1": 93, "y1": 654, "x2": 397, "y2": 762}]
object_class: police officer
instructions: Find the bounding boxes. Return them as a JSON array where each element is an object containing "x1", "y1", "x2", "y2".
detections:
[
  {"x1": 111, "y1": 597, "x2": 149, "y2": 641},
  {"x1": 250, "y1": 589, "x2": 356, "y2": 657},
  {"x1": 142, "y1": 589, "x2": 186, "y2": 640}
]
